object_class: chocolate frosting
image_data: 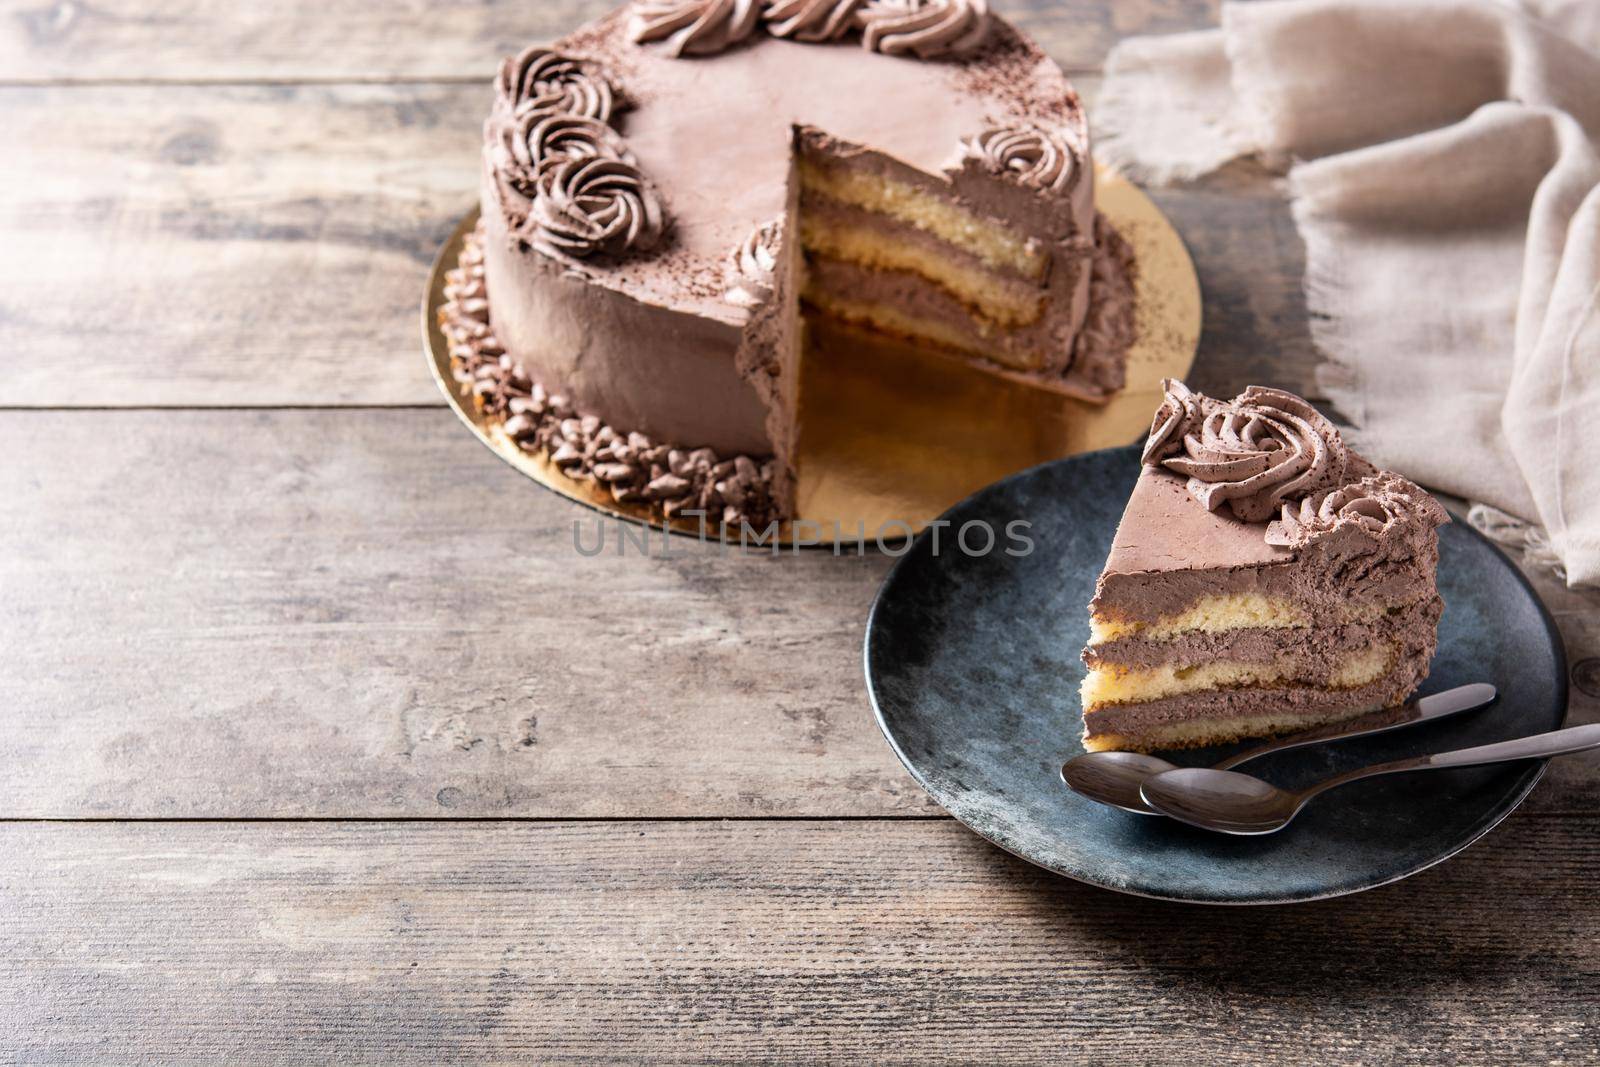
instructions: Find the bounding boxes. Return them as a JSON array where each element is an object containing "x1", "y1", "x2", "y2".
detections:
[
  {"x1": 526, "y1": 156, "x2": 666, "y2": 259},
  {"x1": 962, "y1": 125, "x2": 1081, "y2": 195},
  {"x1": 485, "y1": 47, "x2": 672, "y2": 261},
  {"x1": 1140, "y1": 377, "x2": 1203, "y2": 466},
  {"x1": 496, "y1": 47, "x2": 618, "y2": 123},
  {"x1": 1098, "y1": 383, "x2": 1449, "y2": 628},
  {"x1": 859, "y1": 0, "x2": 990, "y2": 58},
  {"x1": 762, "y1": 0, "x2": 865, "y2": 40},
  {"x1": 1070, "y1": 214, "x2": 1138, "y2": 396},
  {"x1": 1145, "y1": 379, "x2": 1349, "y2": 523},
  {"x1": 479, "y1": 7, "x2": 1102, "y2": 503},
  {"x1": 441, "y1": 225, "x2": 779, "y2": 527},
  {"x1": 1267, "y1": 471, "x2": 1448, "y2": 552},
  {"x1": 631, "y1": 0, "x2": 990, "y2": 58},
  {"x1": 504, "y1": 113, "x2": 632, "y2": 184},
  {"x1": 629, "y1": 0, "x2": 762, "y2": 57},
  {"x1": 724, "y1": 218, "x2": 783, "y2": 308}
]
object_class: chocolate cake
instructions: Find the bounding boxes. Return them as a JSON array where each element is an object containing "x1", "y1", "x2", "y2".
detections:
[
  {"x1": 1080, "y1": 381, "x2": 1449, "y2": 753},
  {"x1": 440, "y1": 0, "x2": 1138, "y2": 528}
]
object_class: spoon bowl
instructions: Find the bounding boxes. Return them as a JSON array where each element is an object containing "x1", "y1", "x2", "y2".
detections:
[
  {"x1": 1138, "y1": 768, "x2": 1304, "y2": 834},
  {"x1": 1060, "y1": 751, "x2": 1177, "y2": 814}
]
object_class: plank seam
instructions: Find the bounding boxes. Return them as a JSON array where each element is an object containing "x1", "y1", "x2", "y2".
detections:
[{"x1": 0, "y1": 810, "x2": 1588, "y2": 824}]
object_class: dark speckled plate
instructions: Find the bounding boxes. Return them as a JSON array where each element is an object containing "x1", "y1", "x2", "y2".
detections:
[{"x1": 864, "y1": 445, "x2": 1568, "y2": 904}]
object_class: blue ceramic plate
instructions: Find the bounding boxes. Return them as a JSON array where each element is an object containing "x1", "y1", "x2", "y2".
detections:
[{"x1": 865, "y1": 445, "x2": 1567, "y2": 904}]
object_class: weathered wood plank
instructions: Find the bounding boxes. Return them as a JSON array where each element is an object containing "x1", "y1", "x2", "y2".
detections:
[
  {"x1": 0, "y1": 80, "x2": 1331, "y2": 408},
  {"x1": 0, "y1": 407, "x2": 923, "y2": 817},
  {"x1": 0, "y1": 0, "x2": 1218, "y2": 82},
  {"x1": 2, "y1": 408, "x2": 1595, "y2": 818},
  {"x1": 0, "y1": 83, "x2": 478, "y2": 407},
  {"x1": 1154, "y1": 161, "x2": 1324, "y2": 402},
  {"x1": 3, "y1": 817, "x2": 1598, "y2": 1064}
]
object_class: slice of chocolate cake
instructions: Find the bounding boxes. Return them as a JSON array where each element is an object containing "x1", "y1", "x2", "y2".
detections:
[{"x1": 1080, "y1": 380, "x2": 1449, "y2": 753}]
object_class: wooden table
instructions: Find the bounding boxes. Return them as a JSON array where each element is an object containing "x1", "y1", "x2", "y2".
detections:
[{"x1": 4, "y1": 1, "x2": 1598, "y2": 1061}]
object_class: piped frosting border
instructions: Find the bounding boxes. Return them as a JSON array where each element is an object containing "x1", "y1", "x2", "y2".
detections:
[{"x1": 440, "y1": 223, "x2": 780, "y2": 528}]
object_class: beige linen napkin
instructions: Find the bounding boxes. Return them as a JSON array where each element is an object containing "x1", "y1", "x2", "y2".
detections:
[{"x1": 1096, "y1": 0, "x2": 1600, "y2": 586}]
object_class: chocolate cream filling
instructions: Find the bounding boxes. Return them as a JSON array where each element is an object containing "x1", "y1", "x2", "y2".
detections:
[
  {"x1": 1083, "y1": 598, "x2": 1442, "y2": 673},
  {"x1": 797, "y1": 193, "x2": 1049, "y2": 320},
  {"x1": 1081, "y1": 657, "x2": 1433, "y2": 743}
]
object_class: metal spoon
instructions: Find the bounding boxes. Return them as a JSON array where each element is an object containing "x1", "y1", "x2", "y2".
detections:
[
  {"x1": 1141, "y1": 722, "x2": 1600, "y2": 835},
  {"x1": 1060, "y1": 683, "x2": 1496, "y2": 814}
]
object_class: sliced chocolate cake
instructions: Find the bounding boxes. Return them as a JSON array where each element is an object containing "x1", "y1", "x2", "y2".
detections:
[
  {"x1": 1080, "y1": 381, "x2": 1449, "y2": 753},
  {"x1": 440, "y1": 1, "x2": 1140, "y2": 529}
]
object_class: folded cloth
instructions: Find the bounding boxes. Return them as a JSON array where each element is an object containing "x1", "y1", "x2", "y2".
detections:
[{"x1": 1097, "y1": 0, "x2": 1600, "y2": 586}]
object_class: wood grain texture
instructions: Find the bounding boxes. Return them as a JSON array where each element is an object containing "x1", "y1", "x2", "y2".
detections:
[
  {"x1": 4, "y1": 817, "x2": 1599, "y2": 1064},
  {"x1": 0, "y1": 408, "x2": 925, "y2": 818},
  {"x1": 0, "y1": 83, "x2": 478, "y2": 406},
  {"x1": 2, "y1": 408, "x2": 1595, "y2": 819},
  {"x1": 1152, "y1": 162, "x2": 1324, "y2": 402},
  {"x1": 0, "y1": 0, "x2": 1218, "y2": 82}
]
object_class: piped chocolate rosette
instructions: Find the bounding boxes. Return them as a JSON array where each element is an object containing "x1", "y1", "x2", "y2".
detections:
[
  {"x1": 723, "y1": 219, "x2": 784, "y2": 309},
  {"x1": 1146, "y1": 381, "x2": 1349, "y2": 523},
  {"x1": 628, "y1": 0, "x2": 994, "y2": 59},
  {"x1": 1078, "y1": 380, "x2": 1449, "y2": 754},
  {"x1": 487, "y1": 49, "x2": 668, "y2": 261}
]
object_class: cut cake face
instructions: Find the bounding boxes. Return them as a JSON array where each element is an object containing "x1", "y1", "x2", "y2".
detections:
[{"x1": 1080, "y1": 380, "x2": 1449, "y2": 753}]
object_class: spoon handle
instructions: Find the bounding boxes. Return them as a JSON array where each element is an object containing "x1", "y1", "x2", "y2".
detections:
[
  {"x1": 1213, "y1": 683, "x2": 1497, "y2": 771},
  {"x1": 1305, "y1": 723, "x2": 1600, "y2": 800}
]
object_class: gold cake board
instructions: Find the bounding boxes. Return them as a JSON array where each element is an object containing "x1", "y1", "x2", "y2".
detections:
[{"x1": 422, "y1": 163, "x2": 1201, "y2": 547}]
